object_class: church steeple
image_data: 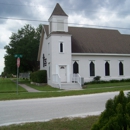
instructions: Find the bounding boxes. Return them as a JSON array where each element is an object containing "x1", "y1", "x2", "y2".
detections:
[
  {"x1": 50, "y1": 3, "x2": 68, "y2": 17},
  {"x1": 48, "y1": 3, "x2": 68, "y2": 33}
]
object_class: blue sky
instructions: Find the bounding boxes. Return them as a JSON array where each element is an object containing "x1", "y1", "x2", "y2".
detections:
[{"x1": 0, "y1": 0, "x2": 130, "y2": 74}]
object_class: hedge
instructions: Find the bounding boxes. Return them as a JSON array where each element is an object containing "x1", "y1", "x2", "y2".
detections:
[
  {"x1": 84, "y1": 78, "x2": 130, "y2": 85},
  {"x1": 30, "y1": 70, "x2": 47, "y2": 83}
]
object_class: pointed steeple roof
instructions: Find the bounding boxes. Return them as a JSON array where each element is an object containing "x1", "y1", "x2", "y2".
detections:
[{"x1": 50, "y1": 3, "x2": 68, "y2": 17}]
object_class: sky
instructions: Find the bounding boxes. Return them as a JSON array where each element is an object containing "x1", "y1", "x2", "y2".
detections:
[{"x1": 0, "y1": 0, "x2": 130, "y2": 74}]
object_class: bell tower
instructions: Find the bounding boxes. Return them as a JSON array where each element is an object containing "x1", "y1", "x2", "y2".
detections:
[
  {"x1": 47, "y1": 3, "x2": 72, "y2": 84},
  {"x1": 48, "y1": 3, "x2": 68, "y2": 33}
]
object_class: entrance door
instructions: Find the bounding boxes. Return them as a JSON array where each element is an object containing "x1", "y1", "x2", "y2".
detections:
[{"x1": 59, "y1": 65, "x2": 67, "y2": 82}]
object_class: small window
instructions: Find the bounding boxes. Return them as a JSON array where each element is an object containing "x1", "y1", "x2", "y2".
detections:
[
  {"x1": 105, "y1": 61, "x2": 110, "y2": 76},
  {"x1": 43, "y1": 54, "x2": 47, "y2": 67},
  {"x1": 90, "y1": 61, "x2": 95, "y2": 76},
  {"x1": 119, "y1": 61, "x2": 124, "y2": 76},
  {"x1": 73, "y1": 61, "x2": 79, "y2": 74},
  {"x1": 60, "y1": 42, "x2": 63, "y2": 53},
  {"x1": 43, "y1": 54, "x2": 44, "y2": 67}
]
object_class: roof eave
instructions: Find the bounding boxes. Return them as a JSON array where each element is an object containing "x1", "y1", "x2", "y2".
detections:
[{"x1": 72, "y1": 53, "x2": 130, "y2": 56}]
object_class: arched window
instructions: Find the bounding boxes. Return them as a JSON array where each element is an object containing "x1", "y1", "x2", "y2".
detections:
[
  {"x1": 73, "y1": 61, "x2": 79, "y2": 74},
  {"x1": 90, "y1": 61, "x2": 95, "y2": 76},
  {"x1": 60, "y1": 42, "x2": 63, "y2": 52},
  {"x1": 119, "y1": 61, "x2": 123, "y2": 75},
  {"x1": 105, "y1": 61, "x2": 110, "y2": 76}
]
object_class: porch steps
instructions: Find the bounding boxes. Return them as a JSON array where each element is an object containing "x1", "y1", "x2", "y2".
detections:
[{"x1": 60, "y1": 83, "x2": 82, "y2": 90}]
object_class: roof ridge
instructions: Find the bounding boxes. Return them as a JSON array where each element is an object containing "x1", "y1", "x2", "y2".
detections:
[{"x1": 68, "y1": 26, "x2": 119, "y2": 31}]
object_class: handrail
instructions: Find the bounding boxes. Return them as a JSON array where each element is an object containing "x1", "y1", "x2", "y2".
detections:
[
  {"x1": 52, "y1": 74, "x2": 61, "y2": 89},
  {"x1": 72, "y1": 74, "x2": 82, "y2": 86}
]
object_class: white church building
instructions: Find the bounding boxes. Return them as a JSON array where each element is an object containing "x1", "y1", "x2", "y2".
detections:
[{"x1": 37, "y1": 3, "x2": 130, "y2": 89}]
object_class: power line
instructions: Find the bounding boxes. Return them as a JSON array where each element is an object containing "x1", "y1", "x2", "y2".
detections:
[
  {"x1": 0, "y1": 16, "x2": 130, "y2": 30},
  {"x1": 0, "y1": 16, "x2": 47, "y2": 23}
]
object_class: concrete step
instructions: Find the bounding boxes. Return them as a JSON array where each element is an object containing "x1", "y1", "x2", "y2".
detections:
[{"x1": 61, "y1": 83, "x2": 82, "y2": 90}]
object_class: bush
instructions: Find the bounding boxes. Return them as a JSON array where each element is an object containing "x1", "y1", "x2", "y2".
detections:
[
  {"x1": 84, "y1": 78, "x2": 130, "y2": 85},
  {"x1": 93, "y1": 76, "x2": 101, "y2": 81},
  {"x1": 91, "y1": 91, "x2": 130, "y2": 130},
  {"x1": 109, "y1": 79, "x2": 120, "y2": 83},
  {"x1": 30, "y1": 70, "x2": 47, "y2": 83}
]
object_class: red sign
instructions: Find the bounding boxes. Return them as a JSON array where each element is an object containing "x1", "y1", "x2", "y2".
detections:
[{"x1": 17, "y1": 58, "x2": 20, "y2": 68}]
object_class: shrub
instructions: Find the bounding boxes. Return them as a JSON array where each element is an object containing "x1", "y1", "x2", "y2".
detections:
[
  {"x1": 109, "y1": 79, "x2": 120, "y2": 83},
  {"x1": 84, "y1": 78, "x2": 130, "y2": 85},
  {"x1": 93, "y1": 76, "x2": 101, "y2": 81},
  {"x1": 30, "y1": 70, "x2": 47, "y2": 83},
  {"x1": 91, "y1": 91, "x2": 130, "y2": 130}
]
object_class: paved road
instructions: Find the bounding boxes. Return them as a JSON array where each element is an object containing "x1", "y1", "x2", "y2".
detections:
[{"x1": 0, "y1": 91, "x2": 129, "y2": 126}]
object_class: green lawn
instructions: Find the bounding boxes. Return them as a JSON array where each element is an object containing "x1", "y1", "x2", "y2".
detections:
[
  {"x1": 86, "y1": 82, "x2": 130, "y2": 89},
  {"x1": 0, "y1": 116, "x2": 99, "y2": 130},
  {"x1": 0, "y1": 78, "x2": 130, "y2": 100},
  {"x1": 0, "y1": 78, "x2": 27, "y2": 93},
  {"x1": 26, "y1": 83, "x2": 61, "y2": 91},
  {"x1": 13, "y1": 79, "x2": 61, "y2": 91}
]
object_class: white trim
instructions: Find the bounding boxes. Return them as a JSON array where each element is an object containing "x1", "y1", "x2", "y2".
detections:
[
  {"x1": 48, "y1": 42, "x2": 50, "y2": 55},
  {"x1": 72, "y1": 53, "x2": 130, "y2": 57}
]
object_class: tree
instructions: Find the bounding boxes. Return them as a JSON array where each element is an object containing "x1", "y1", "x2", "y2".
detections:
[
  {"x1": 92, "y1": 91, "x2": 130, "y2": 130},
  {"x1": 4, "y1": 24, "x2": 42, "y2": 74}
]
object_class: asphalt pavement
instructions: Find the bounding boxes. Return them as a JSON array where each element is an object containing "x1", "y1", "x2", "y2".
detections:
[{"x1": 0, "y1": 91, "x2": 129, "y2": 126}]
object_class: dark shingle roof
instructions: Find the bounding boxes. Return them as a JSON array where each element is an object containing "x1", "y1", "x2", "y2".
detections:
[
  {"x1": 50, "y1": 3, "x2": 68, "y2": 17},
  {"x1": 43, "y1": 25, "x2": 130, "y2": 54}
]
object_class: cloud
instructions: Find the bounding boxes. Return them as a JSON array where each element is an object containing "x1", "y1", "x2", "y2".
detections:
[{"x1": 0, "y1": 0, "x2": 130, "y2": 74}]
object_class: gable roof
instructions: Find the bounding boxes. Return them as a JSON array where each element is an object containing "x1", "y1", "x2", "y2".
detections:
[
  {"x1": 43, "y1": 25, "x2": 130, "y2": 54},
  {"x1": 49, "y1": 3, "x2": 68, "y2": 17}
]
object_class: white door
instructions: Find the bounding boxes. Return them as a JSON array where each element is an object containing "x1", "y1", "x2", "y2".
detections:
[{"x1": 59, "y1": 65, "x2": 67, "y2": 82}]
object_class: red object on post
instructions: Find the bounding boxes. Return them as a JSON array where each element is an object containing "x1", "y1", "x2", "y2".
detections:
[{"x1": 17, "y1": 58, "x2": 20, "y2": 68}]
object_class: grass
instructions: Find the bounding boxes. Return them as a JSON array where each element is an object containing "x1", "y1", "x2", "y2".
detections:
[
  {"x1": 13, "y1": 78, "x2": 61, "y2": 91},
  {"x1": 0, "y1": 78, "x2": 27, "y2": 93},
  {"x1": 0, "y1": 116, "x2": 99, "y2": 130},
  {"x1": 86, "y1": 82, "x2": 130, "y2": 89},
  {"x1": 26, "y1": 83, "x2": 61, "y2": 91},
  {"x1": 0, "y1": 78, "x2": 130, "y2": 100}
]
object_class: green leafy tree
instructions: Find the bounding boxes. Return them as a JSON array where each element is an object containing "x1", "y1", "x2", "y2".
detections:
[
  {"x1": 92, "y1": 91, "x2": 130, "y2": 130},
  {"x1": 4, "y1": 24, "x2": 42, "y2": 74}
]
